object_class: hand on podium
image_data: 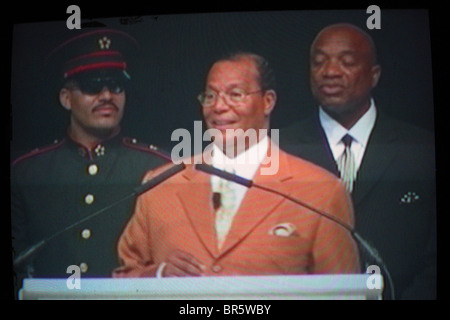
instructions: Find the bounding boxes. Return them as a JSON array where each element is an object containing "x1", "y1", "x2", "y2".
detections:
[{"x1": 160, "y1": 250, "x2": 206, "y2": 277}]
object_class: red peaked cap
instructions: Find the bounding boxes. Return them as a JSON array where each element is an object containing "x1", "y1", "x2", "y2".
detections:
[{"x1": 47, "y1": 28, "x2": 139, "y2": 81}]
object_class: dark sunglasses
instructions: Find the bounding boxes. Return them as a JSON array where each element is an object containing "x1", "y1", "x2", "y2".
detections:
[{"x1": 69, "y1": 77, "x2": 127, "y2": 95}]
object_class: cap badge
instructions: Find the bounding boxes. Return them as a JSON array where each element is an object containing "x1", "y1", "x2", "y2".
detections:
[{"x1": 98, "y1": 36, "x2": 111, "y2": 50}]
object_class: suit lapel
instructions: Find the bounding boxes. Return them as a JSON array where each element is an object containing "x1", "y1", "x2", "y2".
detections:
[
  {"x1": 284, "y1": 111, "x2": 399, "y2": 209},
  {"x1": 177, "y1": 146, "x2": 295, "y2": 258},
  {"x1": 285, "y1": 113, "x2": 339, "y2": 176},
  {"x1": 219, "y1": 144, "x2": 292, "y2": 255},
  {"x1": 176, "y1": 164, "x2": 220, "y2": 258},
  {"x1": 352, "y1": 112, "x2": 398, "y2": 206}
]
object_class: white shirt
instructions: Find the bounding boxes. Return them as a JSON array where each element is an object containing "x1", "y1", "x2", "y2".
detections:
[
  {"x1": 319, "y1": 99, "x2": 377, "y2": 172},
  {"x1": 211, "y1": 134, "x2": 269, "y2": 212}
]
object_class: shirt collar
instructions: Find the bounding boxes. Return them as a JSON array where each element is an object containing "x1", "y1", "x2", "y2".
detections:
[
  {"x1": 319, "y1": 98, "x2": 377, "y2": 147},
  {"x1": 211, "y1": 134, "x2": 269, "y2": 180}
]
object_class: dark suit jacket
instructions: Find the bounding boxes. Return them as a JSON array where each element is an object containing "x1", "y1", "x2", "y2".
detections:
[{"x1": 279, "y1": 110, "x2": 436, "y2": 299}]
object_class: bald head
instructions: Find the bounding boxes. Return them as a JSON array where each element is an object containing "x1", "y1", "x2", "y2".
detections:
[
  {"x1": 312, "y1": 23, "x2": 378, "y2": 65},
  {"x1": 309, "y1": 23, "x2": 381, "y2": 129}
]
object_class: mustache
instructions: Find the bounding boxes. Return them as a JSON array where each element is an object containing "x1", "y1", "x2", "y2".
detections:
[{"x1": 92, "y1": 101, "x2": 119, "y2": 112}]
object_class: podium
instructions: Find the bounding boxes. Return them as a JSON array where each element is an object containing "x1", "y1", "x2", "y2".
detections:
[{"x1": 19, "y1": 274, "x2": 383, "y2": 300}]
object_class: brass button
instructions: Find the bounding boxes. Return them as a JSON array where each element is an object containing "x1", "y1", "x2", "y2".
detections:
[
  {"x1": 81, "y1": 228, "x2": 91, "y2": 239},
  {"x1": 79, "y1": 262, "x2": 88, "y2": 273},
  {"x1": 211, "y1": 264, "x2": 222, "y2": 273},
  {"x1": 84, "y1": 194, "x2": 95, "y2": 205},
  {"x1": 88, "y1": 164, "x2": 98, "y2": 176}
]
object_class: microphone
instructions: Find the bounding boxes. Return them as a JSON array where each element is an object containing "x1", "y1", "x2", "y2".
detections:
[
  {"x1": 212, "y1": 192, "x2": 221, "y2": 210},
  {"x1": 195, "y1": 163, "x2": 395, "y2": 299},
  {"x1": 13, "y1": 163, "x2": 186, "y2": 268}
]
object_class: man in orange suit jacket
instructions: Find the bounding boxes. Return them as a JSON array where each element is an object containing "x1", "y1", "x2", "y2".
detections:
[{"x1": 113, "y1": 52, "x2": 360, "y2": 278}]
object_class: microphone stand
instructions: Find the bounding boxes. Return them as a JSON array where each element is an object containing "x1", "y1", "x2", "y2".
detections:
[{"x1": 195, "y1": 163, "x2": 395, "y2": 299}]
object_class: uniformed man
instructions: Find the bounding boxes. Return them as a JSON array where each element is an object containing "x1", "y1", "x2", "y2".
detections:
[{"x1": 11, "y1": 28, "x2": 170, "y2": 296}]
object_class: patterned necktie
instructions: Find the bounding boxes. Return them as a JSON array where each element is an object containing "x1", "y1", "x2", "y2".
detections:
[
  {"x1": 337, "y1": 134, "x2": 356, "y2": 193},
  {"x1": 215, "y1": 167, "x2": 237, "y2": 250}
]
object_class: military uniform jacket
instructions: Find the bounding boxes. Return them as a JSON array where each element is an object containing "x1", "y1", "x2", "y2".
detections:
[
  {"x1": 280, "y1": 110, "x2": 437, "y2": 299},
  {"x1": 11, "y1": 134, "x2": 170, "y2": 286}
]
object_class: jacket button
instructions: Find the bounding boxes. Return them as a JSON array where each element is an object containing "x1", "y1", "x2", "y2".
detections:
[
  {"x1": 88, "y1": 164, "x2": 98, "y2": 175},
  {"x1": 84, "y1": 194, "x2": 95, "y2": 205},
  {"x1": 79, "y1": 262, "x2": 88, "y2": 273},
  {"x1": 81, "y1": 228, "x2": 91, "y2": 239},
  {"x1": 211, "y1": 264, "x2": 222, "y2": 273}
]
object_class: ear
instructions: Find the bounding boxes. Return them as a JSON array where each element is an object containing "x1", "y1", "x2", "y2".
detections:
[
  {"x1": 371, "y1": 65, "x2": 381, "y2": 89},
  {"x1": 59, "y1": 88, "x2": 72, "y2": 111},
  {"x1": 263, "y1": 89, "x2": 277, "y2": 116}
]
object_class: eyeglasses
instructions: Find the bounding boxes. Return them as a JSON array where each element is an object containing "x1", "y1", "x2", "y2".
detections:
[
  {"x1": 69, "y1": 78, "x2": 126, "y2": 95},
  {"x1": 197, "y1": 88, "x2": 263, "y2": 107}
]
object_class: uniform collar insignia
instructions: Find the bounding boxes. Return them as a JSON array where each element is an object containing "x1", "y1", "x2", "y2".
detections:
[
  {"x1": 400, "y1": 191, "x2": 420, "y2": 204},
  {"x1": 94, "y1": 144, "x2": 106, "y2": 157}
]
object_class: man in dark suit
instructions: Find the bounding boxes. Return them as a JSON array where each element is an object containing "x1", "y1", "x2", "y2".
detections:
[{"x1": 280, "y1": 23, "x2": 436, "y2": 299}]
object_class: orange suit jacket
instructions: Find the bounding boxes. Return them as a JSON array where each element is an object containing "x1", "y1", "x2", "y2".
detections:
[{"x1": 114, "y1": 143, "x2": 360, "y2": 277}]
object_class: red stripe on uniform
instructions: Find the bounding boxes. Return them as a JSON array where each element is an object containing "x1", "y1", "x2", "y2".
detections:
[
  {"x1": 64, "y1": 62, "x2": 126, "y2": 78},
  {"x1": 65, "y1": 50, "x2": 123, "y2": 65}
]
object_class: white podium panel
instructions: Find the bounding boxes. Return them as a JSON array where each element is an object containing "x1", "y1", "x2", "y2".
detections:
[{"x1": 20, "y1": 274, "x2": 382, "y2": 300}]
